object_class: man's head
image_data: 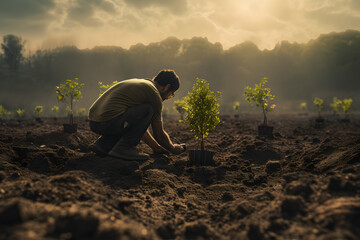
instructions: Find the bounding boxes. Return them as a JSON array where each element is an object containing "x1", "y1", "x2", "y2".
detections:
[{"x1": 153, "y1": 69, "x2": 180, "y2": 101}]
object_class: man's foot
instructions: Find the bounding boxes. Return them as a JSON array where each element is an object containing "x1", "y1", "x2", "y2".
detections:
[
  {"x1": 89, "y1": 142, "x2": 108, "y2": 156},
  {"x1": 108, "y1": 145, "x2": 150, "y2": 160}
]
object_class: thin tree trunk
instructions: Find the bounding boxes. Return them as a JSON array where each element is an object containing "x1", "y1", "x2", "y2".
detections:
[
  {"x1": 263, "y1": 108, "x2": 267, "y2": 125},
  {"x1": 201, "y1": 139, "x2": 204, "y2": 152}
]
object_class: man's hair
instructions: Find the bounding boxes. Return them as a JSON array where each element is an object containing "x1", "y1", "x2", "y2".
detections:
[{"x1": 153, "y1": 69, "x2": 180, "y2": 91}]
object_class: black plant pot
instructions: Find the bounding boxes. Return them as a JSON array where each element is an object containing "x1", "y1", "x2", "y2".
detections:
[
  {"x1": 234, "y1": 114, "x2": 239, "y2": 119},
  {"x1": 63, "y1": 123, "x2": 78, "y2": 133},
  {"x1": 188, "y1": 150, "x2": 215, "y2": 166},
  {"x1": 258, "y1": 125, "x2": 273, "y2": 138},
  {"x1": 315, "y1": 117, "x2": 325, "y2": 129},
  {"x1": 35, "y1": 117, "x2": 43, "y2": 123},
  {"x1": 340, "y1": 118, "x2": 350, "y2": 123},
  {"x1": 315, "y1": 117, "x2": 324, "y2": 123}
]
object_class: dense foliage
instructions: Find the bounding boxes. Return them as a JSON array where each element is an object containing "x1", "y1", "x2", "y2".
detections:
[
  {"x1": 183, "y1": 78, "x2": 221, "y2": 151},
  {"x1": 244, "y1": 77, "x2": 276, "y2": 125}
]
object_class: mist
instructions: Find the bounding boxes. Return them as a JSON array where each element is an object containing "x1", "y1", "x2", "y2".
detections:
[{"x1": 1, "y1": 30, "x2": 360, "y2": 117}]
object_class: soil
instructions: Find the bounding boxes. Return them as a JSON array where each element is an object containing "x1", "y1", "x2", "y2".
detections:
[{"x1": 0, "y1": 114, "x2": 360, "y2": 240}]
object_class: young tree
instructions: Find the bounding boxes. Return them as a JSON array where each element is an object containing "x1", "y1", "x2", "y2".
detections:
[
  {"x1": 183, "y1": 78, "x2": 221, "y2": 152},
  {"x1": 313, "y1": 97, "x2": 324, "y2": 118},
  {"x1": 56, "y1": 78, "x2": 85, "y2": 125},
  {"x1": 300, "y1": 102, "x2": 307, "y2": 112},
  {"x1": 1, "y1": 34, "x2": 24, "y2": 71},
  {"x1": 173, "y1": 97, "x2": 188, "y2": 120},
  {"x1": 244, "y1": 77, "x2": 276, "y2": 125},
  {"x1": 51, "y1": 105, "x2": 59, "y2": 118},
  {"x1": 342, "y1": 98, "x2": 353, "y2": 118},
  {"x1": 16, "y1": 109, "x2": 25, "y2": 119},
  {"x1": 233, "y1": 101, "x2": 240, "y2": 115},
  {"x1": 77, "y1": 107, "x2": 87, "y2": 117},
  {"x1": 329, "y1": 97, "x2": 342, "y2": 115},
  {"x1": 0, "y1": 105, "x2": 12, "y2": 120},
  {"x1": 98, "y1": 80, "x2": 118, "y2": 96},
  {"x1": 34, "y1": 105, "x2": 43, "y2": 118}
]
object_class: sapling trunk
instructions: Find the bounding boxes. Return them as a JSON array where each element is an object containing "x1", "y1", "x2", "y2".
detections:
[
  {"x1": 201, "y1": 139, "x2": 204, "y2": 152},
  {"x1": 70, "y1": 96, "x2": 73, "y2": 125}
]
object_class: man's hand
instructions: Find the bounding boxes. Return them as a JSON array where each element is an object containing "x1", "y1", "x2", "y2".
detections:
[{"x1": 171, "y1": 143, "x2": 186, "y2": 155}]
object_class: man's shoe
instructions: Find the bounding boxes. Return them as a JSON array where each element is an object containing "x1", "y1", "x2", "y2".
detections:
[
  {"x1": 108, "y1": 145, "x2": 149, "y2": 160},
  {"x1": 89, "y1": 142, "x2": 108, "y2": 156}
]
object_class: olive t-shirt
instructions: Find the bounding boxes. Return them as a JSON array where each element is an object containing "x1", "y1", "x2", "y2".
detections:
[{"x1": 88, "y1": 78, "x2": 162, "y2": 122}]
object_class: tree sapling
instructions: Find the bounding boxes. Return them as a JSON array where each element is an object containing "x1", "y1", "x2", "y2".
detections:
[
  {"x1": 183, "y1": 78, "x2": 221, "y2": 165},
  {"x1": 173, "y1": 97, "x2": 187, "y2": 120},
  {"x1": 329, "y1": 97, "x2": 342, "y2": 116},
  {"x1": 16, "y1": 109, "x2": 25, "y2": 120},
  {"x1": 51, "y1": 105, "x2": 59, "y2": 120},
  {"x1": 233, "y1": 101, "x2": 240, "y2": 118},
  {"x1": 244, "y1": 77, "x2": 276, "y2": 137},
  {"x1": 34, "y1": 105, "x2": 43, "y2": 122},
  {"x1": 313, "y1": 97, "x2": 324, "y2": 119},
  {"x1": 56, "y1": 78, "x2": 85, "y2": 133},
  {"x1": 341, "y1": 98, "x2": 353, "y2": 121}
]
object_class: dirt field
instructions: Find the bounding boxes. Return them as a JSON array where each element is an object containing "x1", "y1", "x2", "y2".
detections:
[{"x1": 0, "y1": 113, "x2": 359, "y2": 240}]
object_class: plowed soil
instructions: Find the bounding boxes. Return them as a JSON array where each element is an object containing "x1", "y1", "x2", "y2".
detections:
[{"x1": 0, "y1": 114, "x2": 360, "y2": 240}]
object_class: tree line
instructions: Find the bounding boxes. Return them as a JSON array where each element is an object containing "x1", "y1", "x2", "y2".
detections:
[{"x1": 1, "y1": 30, "x2": 359, "y2": 113}]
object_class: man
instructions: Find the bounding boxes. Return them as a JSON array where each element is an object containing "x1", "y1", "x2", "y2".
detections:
[{"x1": 88, "y1": 69, "x2": 186, "y2": 160}]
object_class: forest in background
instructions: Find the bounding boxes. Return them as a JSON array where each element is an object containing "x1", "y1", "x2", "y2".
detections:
[{"x1": 0, "y1": 29, "x2": 360, "y2": 116}]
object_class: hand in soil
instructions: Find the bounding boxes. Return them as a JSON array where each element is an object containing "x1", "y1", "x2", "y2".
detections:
[{"x1": 172, "y1": 144, "x2": 186, "y2": 155}]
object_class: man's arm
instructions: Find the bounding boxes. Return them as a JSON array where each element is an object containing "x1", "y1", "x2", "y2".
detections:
[
  {"x1": 141, "y1": 129, "x2": 168, "y2": 154},
  {"x1": 151, "y1": 120, "x2": 184, "y2": 154}
]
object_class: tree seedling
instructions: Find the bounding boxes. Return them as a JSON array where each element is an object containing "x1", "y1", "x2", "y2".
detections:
[
  {"x1": 16, "y1": 109, "x2": 25, "y2": 119},
  {"x1": 77, "y1": 107, "x2": 87, "y2": 117},
  {"x1": 56, "y1": 78, "x2": 85, "y2": 133},
  {"x1": 341, "y1": 98, "x2": 353, "y2": 121},
  {"x1": 173, "y1": 97, "x2": 187, "y2": 120},
  {"x1": 329, "y1": 97, "x2": 342, "y2": 115},
  {"x1": 313, "y1": 97, "x2": 324, "y2": 119},
  {"x1": 183, "y1": 78, "x2": 221, "y2": 165},
  {"x1": 51, "y1": 105, "x2": 59, "y2": 119},
  {"x1": 0, "y1": 105, "x2": 12, "y2": 120},
  {"x1": 34, "y1": 105, "x2": 43, "y2": 122},
  {"x1": 244, "y1": 77, "x2": 276, "y2": 137},
  {"x1": 98, "y1": 81, "x2": 118, "y2": 96},
  {"x1": 233, "y1": 101, "x2": 240, "y2": 118}
]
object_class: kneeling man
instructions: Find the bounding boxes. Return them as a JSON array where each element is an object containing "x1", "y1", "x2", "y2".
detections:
[{"x1": 88, "y1": 69, "x2": 185, "y2": 160}]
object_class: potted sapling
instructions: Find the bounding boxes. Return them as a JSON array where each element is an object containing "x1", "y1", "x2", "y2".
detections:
[
  {"x1": 313, "y1": 97, "x2": 324, "y2": 124},
  {"x1": 329, "y1": 97, "x2": 342, "y2": 118},
  {"x1": 341, "y1": 98, "x2": 352, "y2": 122},
  {"x1": 173, "y1": 97, "x2": 187, "y2": 120},
  {"x1": 244, "y1": 77, "x2": 276, "y2": 138},
  {"x1": 16, "y1": 109, "x2": 25, "y2": 121},
  {"x1": 51, "y1": 105, "x2": 59, "y2": 121},
  {"x1": 56, "y1": 78, "x2": 85, "y2": 133},
  {"x1": 0, "y1": 106, "x2": 12, "y2": 120},
  {"x1": 34, "y1": 105, "x2": 43, "y2": 122},
  {"x1": 233, "y1": 101, "x2": 240, "y2": 118},
  {"x1": 183, "y1": 78, "x2": 221, "y2": 166}
]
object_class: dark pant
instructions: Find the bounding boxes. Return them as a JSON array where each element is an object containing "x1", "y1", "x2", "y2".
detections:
[{"x1": 90, "y1": 104, "x2": 154, "y2": 151}]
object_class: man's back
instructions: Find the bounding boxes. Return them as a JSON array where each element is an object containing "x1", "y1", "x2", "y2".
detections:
[{"x1": 89, "y1": 78, "x2": 162, "y2": 122}]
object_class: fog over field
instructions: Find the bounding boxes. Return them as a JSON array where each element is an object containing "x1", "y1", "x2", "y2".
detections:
[{"x1": 1, "y1": 0, "x2": 360, "y2": 115}]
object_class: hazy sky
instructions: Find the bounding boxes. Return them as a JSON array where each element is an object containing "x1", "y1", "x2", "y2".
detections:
[{"x1": 1, "y1": 0, "x2": 360, "y2": 50}]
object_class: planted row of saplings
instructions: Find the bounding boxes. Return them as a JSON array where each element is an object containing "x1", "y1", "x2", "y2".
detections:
[
  {"x1": 312, "y1": 97, "x2": 353, "y2": 125},
  {"x1": 0, "y1": 105, "x2": 87, "y2": 122}
]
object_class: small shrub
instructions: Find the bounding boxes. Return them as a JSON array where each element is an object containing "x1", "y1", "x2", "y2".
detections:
[
  {"x1": 183, "y1": 78, "x2": 221, "y2": 151},
  {"x1": 300, "y1": 102, "x2": 307, "y2": 112},
  {"x1": 51, "y1": 105, "x2": 59, "y2": 118},
  {"x1": 34, "y1": 106, "x2": 43, "y2": 118},
  {"x1": 56, "y1": 78, "x2": 85, "y2": 125},
  {"x1": 173, "y1": 97, "x2": 187, "y2": 120},
  {"x1": 329, "y1": 97, "x2": 342, "y2": 115},
  {"x1": 313, "y1": 97, "x2": 323, "y2": 118},
  {"x1": 342, "y1": 98, "x2": 353, "y2": 118},
  {"x1": 16, "y1": 109, "x2": 25, "y2": 119},
  {"x1": 233, "y1": 101, "x2": 240, "y2": 113},
  {"x1": 244, "y1": 77, "x2": 275, "y2": 125}
]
